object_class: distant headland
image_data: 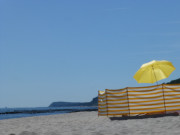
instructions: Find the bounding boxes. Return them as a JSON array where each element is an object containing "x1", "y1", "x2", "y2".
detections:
[
  {"x1": 49, "y1": 78, "x2": 180, "y2": 107},
  {"x1": 49, "y1": 97, "x2": 98, "y2": 107}
]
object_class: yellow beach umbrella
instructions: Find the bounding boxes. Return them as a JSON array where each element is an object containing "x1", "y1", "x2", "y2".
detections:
[{"x1": 134, "y1": 60, "x2": 175, "y2": 84}]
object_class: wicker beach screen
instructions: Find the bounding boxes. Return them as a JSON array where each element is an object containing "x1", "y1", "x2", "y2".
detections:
[
  {"x1": 98, "y1": 84, "x2": 180, "y2": 116},
  {"x1": 98, "y1": 91, "x2": 107, "y2": 116}
]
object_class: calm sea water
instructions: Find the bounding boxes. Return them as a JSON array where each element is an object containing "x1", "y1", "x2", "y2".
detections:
[{"x1": 0, "y1": 106, "x2": 98, "y2": 120}]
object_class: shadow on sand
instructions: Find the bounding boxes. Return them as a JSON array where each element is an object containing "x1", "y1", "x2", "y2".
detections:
[{"x1": 110, "y1": 112, "x2": 179, "y2": 121}]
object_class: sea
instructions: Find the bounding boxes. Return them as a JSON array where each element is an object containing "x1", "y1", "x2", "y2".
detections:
[{"x1": 0, "y1": 106, "x2": 98, "y2": 120}]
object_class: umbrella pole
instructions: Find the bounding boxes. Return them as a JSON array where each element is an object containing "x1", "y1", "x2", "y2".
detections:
[{"x1": 152, "y1": 66, "x2": 158, "y2": 85}]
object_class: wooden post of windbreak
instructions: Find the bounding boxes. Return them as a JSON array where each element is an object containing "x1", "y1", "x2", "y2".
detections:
[
  {"x1": 105, "y1": 89, "x2": 109, "y2": 117},
  {"x1": 98, "y1": 91, "x2": 100, "y2": 117},
  {"x1": 126, "y1": 87, "x2": 130, "y2": 116},
  {"x1": 162, "y1": 84, "x2": 167, "y2": 114}
]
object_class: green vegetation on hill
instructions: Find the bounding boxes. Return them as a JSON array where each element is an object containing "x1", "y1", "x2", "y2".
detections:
[{"x1": 166, "y1": 78, "x2": 180, "y2": 84}]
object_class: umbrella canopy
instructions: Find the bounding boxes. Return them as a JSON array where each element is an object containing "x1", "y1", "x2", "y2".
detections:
[{"x1": 134, "y1": 60, "x2": 176, "y2": 83}]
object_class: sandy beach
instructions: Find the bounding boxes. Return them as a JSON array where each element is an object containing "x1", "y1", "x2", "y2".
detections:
[{"x1": 1, "y1": 111, "x2": 180, "y2": 135}]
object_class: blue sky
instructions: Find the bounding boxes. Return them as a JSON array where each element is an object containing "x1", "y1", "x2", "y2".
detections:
[{"x1": 0, "y1": 0, "x2": 180, "y2": 107}]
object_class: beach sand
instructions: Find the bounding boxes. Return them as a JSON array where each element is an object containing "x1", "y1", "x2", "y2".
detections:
[{"x1": 1, "y1": 111, "x2": 180, "y2": 135}]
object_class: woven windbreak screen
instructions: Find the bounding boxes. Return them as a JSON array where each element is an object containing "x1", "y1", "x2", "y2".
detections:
[
  {"x1": 127, "y1": 85, "x2": 165, "y2": 115},
  {"x1": 98, "y1": 91, "x2": 107, "y2": 116},
  {"x1": 163, "y1": 84, "x2": 180, "y2": 112},
  {"x1": 98, "y1": 84, "x2": 180, "y2": 117}
]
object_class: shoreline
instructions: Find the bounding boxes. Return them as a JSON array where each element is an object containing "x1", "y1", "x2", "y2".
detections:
[
  {"x1": 0, "y1": 107, "x2": 98, "y2": 115},
  {"x1": 0, "y1": 106, "x2": 98, "y2": 120}
]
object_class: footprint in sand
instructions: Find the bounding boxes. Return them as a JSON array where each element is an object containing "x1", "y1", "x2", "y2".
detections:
[{"x1": 18, "y1": 131, "x2": 38, "y2": 135}]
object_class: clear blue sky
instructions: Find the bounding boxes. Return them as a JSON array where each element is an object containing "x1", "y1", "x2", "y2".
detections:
[{"x1": 0, "y1": 0, "x2": 180, "y2": 108}]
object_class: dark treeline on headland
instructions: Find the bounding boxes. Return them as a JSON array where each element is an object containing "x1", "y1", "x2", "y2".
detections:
[
  {"x1": 167, "y1": 78, "x2": 180, "y2": 84},
  {"x1": 49, "y1": 97, "x2": 98, "y2": 107}
]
